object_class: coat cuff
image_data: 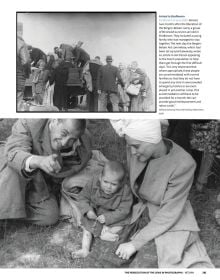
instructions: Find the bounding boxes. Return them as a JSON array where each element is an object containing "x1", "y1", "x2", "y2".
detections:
[{"x1": 7, "y1": 151, "x2": 33, "y2": 178}]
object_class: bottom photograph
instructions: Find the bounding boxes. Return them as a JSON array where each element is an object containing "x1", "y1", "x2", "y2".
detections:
[{"x1": 0, "y1": 119, "x2": 220, "y2": 268}]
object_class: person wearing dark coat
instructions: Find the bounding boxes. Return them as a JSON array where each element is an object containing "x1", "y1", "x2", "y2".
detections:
[
  {"x1": 83, "y1": 56, "x2": 103, "y2": 111},
  {"x1": 73, "y1": 46, "x2": 90, "y2": 68},
  {"x1": 49, "y1": 60, "x2": 69, "y2": 111},
  {"x1": 97, "y1": 56, "x2": 124, "y2": 111},
  {"x1": 28, "y1": 46, "x2": 46, "y2": 67}
]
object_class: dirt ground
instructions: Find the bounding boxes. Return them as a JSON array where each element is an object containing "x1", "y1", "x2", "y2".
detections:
[{"x1": 0, "y1": 119, "x2": 220, "y2": 268}]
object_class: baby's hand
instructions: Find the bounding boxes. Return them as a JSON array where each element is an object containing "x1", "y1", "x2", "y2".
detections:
[
  {"x1": 87, "y1": 210, "x2": 97, "y2": 220},
  {"x1": 97, "y1": 215, "x2": 105, "y2": 224}
]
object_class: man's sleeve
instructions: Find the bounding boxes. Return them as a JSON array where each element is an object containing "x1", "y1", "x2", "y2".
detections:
[
  {"x1": 104, "y1": 184, "x2": 133, "y2": 225},
  {"x1": 131, "y1": 158, "x2": 196, "y2": 251},
  {"x1": 78, "y1": 181, "x2": 94, "y2": 216},
  {"x1": 4, "y1": 119, "x2": 34, "y2": 177},
  {"x1": 74, "y1": 48, "x2": 80, "y2": 62}
]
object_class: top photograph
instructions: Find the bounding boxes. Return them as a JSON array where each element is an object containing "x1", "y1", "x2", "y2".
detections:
[{"x1": 17, "y1": 12, "x2": 156, "y2": 112}]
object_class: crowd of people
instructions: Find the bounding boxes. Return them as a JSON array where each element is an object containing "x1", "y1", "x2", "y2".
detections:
[
  {"x1": 16, "y1": 23, "x2": 154, "y2": 112},
  {"x1": 0, "y1": 118, "x2": 219, "y2": 268}
]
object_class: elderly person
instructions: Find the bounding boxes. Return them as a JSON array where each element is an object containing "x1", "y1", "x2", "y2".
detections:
[
  {"x1": 0, "y1": 119, "x2": 106, "y2": 226},
  {"x1": 110, "y1": 119, "x2": 214, "y2": 268},
  {"x1": 127, "y1": 61, "x2": 153, "y2": 112}
]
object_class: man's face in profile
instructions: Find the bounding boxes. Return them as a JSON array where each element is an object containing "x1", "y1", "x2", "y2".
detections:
[{"x1": 49, "y1": 119, "x2": 83, "y2": 152}]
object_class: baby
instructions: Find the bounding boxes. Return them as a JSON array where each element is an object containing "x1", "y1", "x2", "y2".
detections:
[{"x1": 72, "y1": 160, "x2": 133, "y2": 259}]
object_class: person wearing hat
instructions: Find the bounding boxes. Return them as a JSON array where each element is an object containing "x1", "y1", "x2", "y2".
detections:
[
  {"x1": 110, "y1": 119, "x2": 214, "y2": 268},
  {"x1": 97, "y1": 56, "x2": 124, "y2": 112}
]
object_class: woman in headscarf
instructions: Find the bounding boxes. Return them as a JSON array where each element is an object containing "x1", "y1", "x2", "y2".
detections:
[
  {"x1": 110, "y1": 119, "x2": 214, "y2": 268},
  {"x1": 49, "y1": 59, "x2": 69, "y2": 111}
]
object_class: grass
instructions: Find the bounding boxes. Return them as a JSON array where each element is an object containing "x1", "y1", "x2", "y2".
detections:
[{"x1": 0, "y1": 119, "x2": 220, "y2": 268}]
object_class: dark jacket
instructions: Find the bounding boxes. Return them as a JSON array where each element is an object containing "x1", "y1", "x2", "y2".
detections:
[
  {"x1": 97, "y1": 64, "x2": 124, "y2": 93},
  {"x1": 89, "y1": 61, "x2": 102, "y2": 91},
  {"x1": 49, "y1": 61, "x2": 69, "y2": 109},
  {"x1": 78, "y1": 175, "x2": 133, "y2": 226},
  {"x1": 73, "y1": 47, "x2": 90, "y2": 64},
  {"x1": 30, "y1": 48, "x2": 46, "y2": 67}
]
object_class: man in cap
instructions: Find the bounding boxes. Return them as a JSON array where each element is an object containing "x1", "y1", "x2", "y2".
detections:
[{"x1": 97, "y1": 56, "x2": 124, "y2": 112}]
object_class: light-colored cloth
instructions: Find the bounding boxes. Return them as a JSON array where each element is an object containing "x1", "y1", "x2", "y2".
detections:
[
  {"x1": 110, "y1": 119, "x2": 162, "y2": 143},
  {"x1": 60, "y1": 150, "x2": 109, "y2": 226},
  {"x1": 155, "y1": 231, "x2": 213, "y2": 268},
  {"x1": 82, "y1": 62, "x2": 93, "y2": 92},
  {"x1": 118, "y1": 68, "x2": 130, "y2": 108},
  {"x1": 42, "y1": 81, "x2": 55, "y2": 107}
]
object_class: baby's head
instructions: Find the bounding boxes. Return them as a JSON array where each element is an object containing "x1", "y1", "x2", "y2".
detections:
[{"x1": 100, "y1": 161, "x2": 125, "y2": 195}]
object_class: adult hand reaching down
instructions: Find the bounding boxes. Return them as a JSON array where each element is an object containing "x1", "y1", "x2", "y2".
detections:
[{"x1": 115, "y1": 242, "x2": 137, "y2": 260}]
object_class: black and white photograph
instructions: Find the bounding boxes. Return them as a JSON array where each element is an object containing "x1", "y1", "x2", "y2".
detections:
[
  {"x1": 0, "y1": 118, "x2": 219, "y2": 268},
  {"x1": 16, "y1": 12, "x2": 156, "y2": 112}
]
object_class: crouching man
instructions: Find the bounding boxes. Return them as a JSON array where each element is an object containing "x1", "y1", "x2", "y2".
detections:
[{"x1": 0, "y1": 119, "x2": 95, "y2": 226}]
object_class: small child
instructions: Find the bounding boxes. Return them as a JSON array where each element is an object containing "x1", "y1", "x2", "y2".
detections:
[{"x1": 72, "y1": 160, "x2": 133, "y2": 259}]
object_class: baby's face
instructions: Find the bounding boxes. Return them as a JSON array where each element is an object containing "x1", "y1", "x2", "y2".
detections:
[{"x1": 100, "y1": 171, "x2": 121, "y2": 195}]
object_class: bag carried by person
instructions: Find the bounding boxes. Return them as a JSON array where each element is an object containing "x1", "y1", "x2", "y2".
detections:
[{"x1": 126, "y1": 84, "x2": 141, "y2": 96}]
